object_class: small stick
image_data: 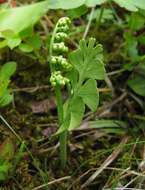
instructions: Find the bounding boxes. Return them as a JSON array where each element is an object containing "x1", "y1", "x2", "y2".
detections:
[
  {"x1": 83, "y1": 7, "x2": 95, "y2": 39},
  {"x1": 32, "y1": 176, "x2": 71, "y2": 190}
]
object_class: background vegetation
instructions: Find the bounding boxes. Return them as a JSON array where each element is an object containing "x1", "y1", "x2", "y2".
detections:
[{"x1": 0, "y1": 0, "x2": 145, "y2": 189}]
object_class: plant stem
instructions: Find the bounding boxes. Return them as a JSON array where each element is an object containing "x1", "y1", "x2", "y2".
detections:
[
  {"x1": 55, "y1": 85, "x2": 67, "y2": 168},
  {"x1": 83, "y1": 7, "x2": 95, "y2": 39},
  {"x1": 49, "y1": 22, "x2": 59, "y2": 72},
  {"x1": 96, "y1": 7, "x2": 104, "y2": 30}
]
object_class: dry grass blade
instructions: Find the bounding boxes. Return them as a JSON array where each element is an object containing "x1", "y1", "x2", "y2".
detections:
[
  {"x1": 32, "y1": 176, "x2": 71, "y2": 190},
  {"x1": 81, "y1": 136, "x2": 129, "y2": 188}
]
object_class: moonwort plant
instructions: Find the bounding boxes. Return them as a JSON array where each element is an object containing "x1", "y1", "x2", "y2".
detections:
[{"x1": 49, "y1": 17, "x2": 105, "y2": 168}]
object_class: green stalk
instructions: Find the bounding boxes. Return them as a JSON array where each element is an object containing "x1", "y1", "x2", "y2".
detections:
[
  {"x1": 55, "y1": 85, "x2": 67, "y2": 168},
  {"x1": 96, "y1": 7, "x2": 104, "y2": 30},
  {"x1": 49, "y1": 21, "x2": 59, "y2": 73},
  {"x1": 49, "y1": 22, "x2": 67, "y2": 168},
  {"x1": 83, "y1": 7, "x2": 95, "y2": 39}
]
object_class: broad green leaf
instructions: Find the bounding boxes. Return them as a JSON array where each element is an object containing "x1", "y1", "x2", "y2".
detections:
[
  {"x1": 67, "y1": 5, "x2": 88, "y2": 19},
  {"x1": 0, "y1": 62, "x2": 17, "y2": 81},
  {"x1": 0, "y1": 1, "x2": 48, "y2": 34},
  {"x1": 69, "y1": 97, "x2": 85, "y2": 130},
  {"x1": 57, "y1": 114, "x2": 70, "y2": 134},
  {"x1": 85, "y1": 0, "x2": 107, "y2": 7},
  {"x1": 46, "y1": 0, "x2": 84, "y2": 9},
  {"x1": 129, "y1": 12, "x2": 145, "y2": 31},
  {"x1": 89, "y1": 120, "x2": 126, "y2": 134},
  {"x1": 69, "y1": 38, "x2": 105, "y2": 83},
  {"x1": 133, "y1": 0, "x2": 145, "y2": 10},
  {"x1": 57, "y1": 97, "x2": 85, "y2": 133},
  {"x1": 124, "y1": 31, "x2": 138, "y2": 59},
  {"x1": 89, "y1": 120, "x2": 126, "y2": 129},
  {"x1": 19, "y1": 26, "x2": 33, "y2": 38},
  {"x1": 113, "y1": 0, "x2": 145, "y2": 12},
  {"x1": 66, "y1": 69, "x2": 78, "y2": 90},
  {"x1": 0, "y1": 90, "x2": 13, "y2": 107},
  {"x1": 63, "y1": 100, "x2": 70, "y2": 119},
  {"x1": 0, "y1": 30, "x2": 21, "y2": 49},
  {"x1": 0, "y1": 40, "x2": 7, "y2": 48},
  {"x1": 46, "y1": 0, "x2": 106, "y2": 9},
  {"x1": 128, "y1": 76, "x2": 145, "y2": 96},
  {"x1": 6, "y1": 35, "x2": 21, "y2": 49},
  {"x1": 0, "y1": 62, "x2": 16, "y2": 106},
  {"x1": 19, "y1": 43, "x2": 33, "y2": 53},
  {"x1": 0, "y1": 79, "x2": 9, "y2": 97},
  {"x1": 46, "y1": 0, "x2": 145, "y2": 11},
  {"x1": 27, "y1": 34, "x2": 42, "y2": 50},
  {"x1": 78, "y1": 79, "x2": 99, "y2": 111},
  {"x1": 56, "y1": 100, "x2": 70, "y2": 134}
]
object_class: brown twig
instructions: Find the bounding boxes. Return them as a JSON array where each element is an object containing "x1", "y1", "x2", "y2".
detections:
[{"x1": 32, "y1": 176, "x2": 71, "y2": 190}]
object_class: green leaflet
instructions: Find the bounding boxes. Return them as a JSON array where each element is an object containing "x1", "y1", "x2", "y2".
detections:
[
  {"x1": 0, "y1": 90, "x2": 13, "y2": 107},
  {"x1": 128, "y1": 77, "x2": 145, "y2": 97},
  {"x1": 1, "y1": 31, "x2": 21, "y2": 49},
  {"x1": 0, "y1": 62, "x2": 16, "y2": 107},
  {"x1": 78, "y1": 79, "x2": 99, "y2": 112},
  {"x1": 128, "y1": 62, "x2": 145, "y2": 97},
  {"x1": 66, "y1": 69, "x2": 78, "y2": 90},
  {"x1": 0, "y1": 62, "x2": 17, "y2": 81},
  {"x1": 0, "y1": 79, "x2": 9, "y2": 98},
  {"x1": 19, "y1": 43, "x2": 33, "y2": 53},
  {"x1": 19, "y1": 34, "x2": 42, "y2": 53},
  {"x1": 69, "y1": 97, "x2": 85, "y2": 130},
  {"x1": 57, "y1": 97, "x2": 85, "y2": 133},
  {"x1": 124, "y1": 31, "x2": 138, "y2": 59},
  {"x1": 69, "y1": 38, "x2": 105, "y2": 83},
  {"x1": 57, "y1": 38, "x2": 105, "y2": 133}
]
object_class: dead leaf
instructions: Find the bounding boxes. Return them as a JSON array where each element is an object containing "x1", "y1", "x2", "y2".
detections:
[{"x1": 30, "y1": 99, "x2": 56, "y2": 114}]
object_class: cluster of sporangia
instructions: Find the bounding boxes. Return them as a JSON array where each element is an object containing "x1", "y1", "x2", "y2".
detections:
[{"x1": 50, "y1": 17, "x2": 72, "y2": 87}]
